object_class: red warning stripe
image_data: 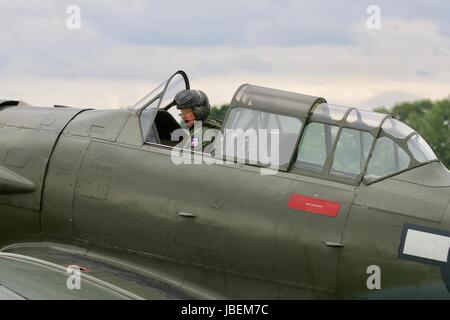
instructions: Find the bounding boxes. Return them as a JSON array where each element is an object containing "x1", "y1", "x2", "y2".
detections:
[{"x1": 288, "y1": 194, "x2": 340, "y2": 217}]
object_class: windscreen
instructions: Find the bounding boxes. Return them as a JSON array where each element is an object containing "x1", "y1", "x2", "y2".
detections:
[{"x1": 131, "y1": 71, "x2": 189, "y2": 114}]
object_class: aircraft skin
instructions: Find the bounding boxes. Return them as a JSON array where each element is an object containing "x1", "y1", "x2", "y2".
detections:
[
  {"x1": 0, "y1": 252, "x2": 143, "y2": 300},
  {"x1": 0, "y1": 71, "x2": 449, "y2": 299}
]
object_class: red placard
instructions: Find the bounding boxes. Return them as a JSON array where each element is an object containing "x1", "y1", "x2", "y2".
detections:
[{"x1": 288, "y1": 194, "x2": 340, "y2": 217}]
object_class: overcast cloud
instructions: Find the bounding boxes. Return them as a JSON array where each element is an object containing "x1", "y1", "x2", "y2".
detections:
[{"x1": 0, "y1": 0, "x2": 449, "y2": 110}]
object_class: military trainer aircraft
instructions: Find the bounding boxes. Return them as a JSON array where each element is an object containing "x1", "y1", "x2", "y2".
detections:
[{"x1": 0, "y1": 71, "x2": 449, "y2": 299}]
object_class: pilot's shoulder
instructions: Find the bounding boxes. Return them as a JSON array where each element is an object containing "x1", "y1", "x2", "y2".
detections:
[{"x1": 203, "y1": 118, "x2": 222, "y2": 130}]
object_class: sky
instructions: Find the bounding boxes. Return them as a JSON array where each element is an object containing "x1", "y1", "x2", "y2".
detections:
[{"x1": 0, "y1": 0, "x2": 449, "y2": 110}]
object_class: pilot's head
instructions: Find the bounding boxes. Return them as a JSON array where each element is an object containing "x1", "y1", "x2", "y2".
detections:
[{"x1": 175, "y1": 90, "x2": 210, "y2": 129}]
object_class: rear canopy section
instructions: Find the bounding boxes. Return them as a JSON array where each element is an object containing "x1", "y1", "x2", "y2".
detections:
[
  {"x1": 223, "y1": 84, "x2": 439, "y2": 184},
  {"x1": 230, "y1": 84, "x2": 326, "y2": 120},
  {"x1": 222, "y1": 85, "x2": 326, "y2": 170}
]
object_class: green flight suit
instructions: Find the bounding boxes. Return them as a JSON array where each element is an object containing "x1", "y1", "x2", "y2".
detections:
[{"x1": 188, "y1": 118, "x2": 222, "y2": 152}]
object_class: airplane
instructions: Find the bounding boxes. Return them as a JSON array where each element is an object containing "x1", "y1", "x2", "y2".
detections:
[{"x1": 0, "y1": 70, "x2": 449, "y2": 300}]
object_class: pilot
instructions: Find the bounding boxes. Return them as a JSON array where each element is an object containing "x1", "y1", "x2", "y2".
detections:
[{"x1": 174, "y1": 89, "x2": 222, "y2": 152}]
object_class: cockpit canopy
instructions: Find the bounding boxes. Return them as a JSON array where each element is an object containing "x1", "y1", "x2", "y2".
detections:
[
  {"x1": 225, "y1": 84, "x2": 438, "y2": 184},
  {"x1": 133, "y1": 72, "x2": 438, "y2": 185}
]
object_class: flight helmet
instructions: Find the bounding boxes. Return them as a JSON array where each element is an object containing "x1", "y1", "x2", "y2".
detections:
[{"x1": 175, "y1": 90, "x2": 210, "y2": 122}]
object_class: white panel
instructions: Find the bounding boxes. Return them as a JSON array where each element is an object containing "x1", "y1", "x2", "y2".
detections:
[{"x1": 403, "y1": 229, "x2": 450, "y2": 262}]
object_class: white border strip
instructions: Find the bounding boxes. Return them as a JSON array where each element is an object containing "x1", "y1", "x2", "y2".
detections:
[{"x1": 403, "y1": 229, "x2": 450, "y2": 262}]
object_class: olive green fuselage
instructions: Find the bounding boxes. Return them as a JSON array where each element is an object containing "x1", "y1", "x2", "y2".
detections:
[{"x1": 0, "y1": 105, "x2": 449, "y2": 299}]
